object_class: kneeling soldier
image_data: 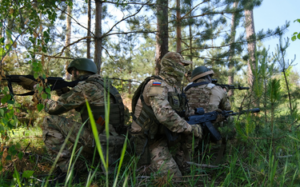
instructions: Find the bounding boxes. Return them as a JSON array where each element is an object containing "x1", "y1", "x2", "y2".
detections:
[
  {"x1": 130, "y1": 52, "x2": 202, "y2": 178},
  {"x1": 18, "y1": 58, "x2": 126, "y2": 183}
]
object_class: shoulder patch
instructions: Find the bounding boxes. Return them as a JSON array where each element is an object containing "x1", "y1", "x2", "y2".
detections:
[
  {"x1": 148, "y1": 86, "x2": 164, "y2": 96},
  {"x1": 206, "y1": 83, "x2": 216, "y2": 89},
  {"x1": 152, "y1": 82, "x2": 161, "y2": 86}
]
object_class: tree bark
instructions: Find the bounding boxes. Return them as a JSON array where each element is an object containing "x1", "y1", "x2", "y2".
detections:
[
  {"x1": 244, "y1": 9, "x2": 256, "y2": 88},
  {"x1": 155, "y1": 0, "x2": 168, "y2": 75},
  {"x1": 65, "y1": 1, "x2": 72, "y2": 80},
  {"x1": 228, "y1": 1, "x2": 238, "y2": 96},
  {"x1": 87, "y1": 0, "x2": 91, "y2": 59},
  {"x1": 176, "y1": 0, "x2": 181, "y2": 53},
  {"x1": 186, "y1": 1, "x2": 193, "y2": 83},
  {"x1": 94, "y1": 0, "x2": 102, "y2": 74}
]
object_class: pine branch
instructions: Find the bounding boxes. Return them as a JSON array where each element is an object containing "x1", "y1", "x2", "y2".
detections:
[
  {"x1": 35, "y1": 53, "x2": 74, "y2": 59},
  {"x1": 102, "y1": 47, "x2": 115, "y2": 63},
  {"x1": 103, "y1": 30, "x2": 156, "y2": 37},
  {"x1": 101, "y1": 1, "x2": 150, "y2": 39},
  {"x1": 103, "y1": 1, "x2": 155, "y2": 6},
  {"x1": 182, "y1": 10, "x2": 242, "y2": 20},
  {"x1": 0, "y1": 28, "x2": 29, "y2": 65},
  {"x1": 54, "y1": 36, "x2": 93, "y2": 57},
  {"x1": 180, "y1": 0, "x2": 210, "y2": 20},
  {"x1": 55, "y1": 6, "x2": 94, "y2": 36}
]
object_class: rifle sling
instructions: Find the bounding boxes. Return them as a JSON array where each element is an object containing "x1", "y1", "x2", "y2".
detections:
[{"x1": 184, "y1": 82, "x2": 209, "y2": 92}]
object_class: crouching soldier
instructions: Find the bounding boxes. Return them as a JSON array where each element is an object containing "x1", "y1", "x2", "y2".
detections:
[
  {"x1": 130, "y1": 52, "x2": 202, "y2": 178},
  {"x1": 184, "y1": 66, "x2": 234, "y2": 163},
  {"x1": 17, "y1": 58, "x2": 126, "y2": 183}
]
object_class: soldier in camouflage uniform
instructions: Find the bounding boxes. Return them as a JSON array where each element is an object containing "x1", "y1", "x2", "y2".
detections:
[
  {"x1": 184, "y1": 66, "x2": 234, "y2": 159},
  {"x1": 130, "y1": 52, "x2": 202, "y2": 178},
  {"x1": 18, "y1": 58, "x2": 125, "y2": 177}
]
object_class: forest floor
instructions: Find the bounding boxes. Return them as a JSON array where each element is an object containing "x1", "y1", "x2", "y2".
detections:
[
  {"x1": 0, "y1": 125, "x2": 231, "y2": 186},
  {"x1": 1, "y1": 96, "x2": 300, "y2": 186}
]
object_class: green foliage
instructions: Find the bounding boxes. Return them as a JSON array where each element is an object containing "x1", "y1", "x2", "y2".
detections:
[
  {"x1": 22, "y1": 170, "x2": 34, "y2": 179},
  {"x1": 268, "y1": 78, "x2": 281, "y2": 103},
  {"x1": 279, "y1": 66, "x2": 295, "y2": 93},
  {"x1": 291, "y1": 19, "x2": 300, "y2": 41}
]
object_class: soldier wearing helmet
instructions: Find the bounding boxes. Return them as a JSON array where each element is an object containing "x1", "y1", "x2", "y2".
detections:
[
  {"x1": 130, "y1": 52, "x2": 202, "y2": 178},
  {"x1": 185, "y1": 66, "x2": 231, "y2": 113},
  {"x1": 184, "y1": 66, "x2": 232, "y2": 144},
  {"x1": 17, "y1": 58, "x2": 125, "y2": 183}
]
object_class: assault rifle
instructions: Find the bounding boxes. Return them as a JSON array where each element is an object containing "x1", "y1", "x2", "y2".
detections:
[
  {"x1": 212, "y1": 79, "x2": 249, "y2": 90},
  {"x1": 1, "y1": 75, "x2": 86, "y2": 96},
  {"x1": 187, "y1": 107, "x2": 260, "y2": 142}
]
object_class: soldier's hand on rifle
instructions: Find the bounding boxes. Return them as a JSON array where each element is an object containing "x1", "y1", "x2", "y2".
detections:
[
  {"x1": 191, "y1": 125, "x2": 202, "y2": 138},
  {"x1": 18, "y1": 76, "x2": 38, "y2": 90},
  {"x1": 215, "y1": 109, "x2": 225, "y2": 123},
  {"x1": 184, "y1": 124, "x2": 202, "y2": 138},
  {"x1": 56, "y1": 87, "x2": 70, "y2": 96}
]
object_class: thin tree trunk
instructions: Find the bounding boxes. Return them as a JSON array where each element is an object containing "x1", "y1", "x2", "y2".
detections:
[
  {"x1": 187, "y1": 1, "x2": 193, "y2": 83},
  {"x1": 228, "y1": 1, "x2": 238, "y2": 96},
  {"x1": 0, "y1": 20, "x2": 2, "y2": 73},
  {"x1": 176, "y1": 0, "x2": 181, "y2": 53},
  {"x1": 87, "y1": 0, "x2": 91, "y2": 59},
  {"x1": 283, "y1": 70, "x2": 292, "y2": 115},
  {"x1": 95, "y1": 0, "x2": 102, "y2": 74},
  {"x1": 244, "y1": 9, "x2": 256, "y2": 88},
  {"x1": 155, "y1": 0, "x2": 168, "y2": 75},
  {"x1": 65, "y1": 1, "x2": 72, "y2": 80}
]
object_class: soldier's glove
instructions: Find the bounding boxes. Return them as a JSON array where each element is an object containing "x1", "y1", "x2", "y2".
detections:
[
  {"x1": 191, "y1": 125, "x2": 202, "y2": 138},
  {"x1": 184, "y1": 124, "x2": 202, "y2": 138},
  {"x1": 215, "y1": 109, "x2": 225, "y2": 123},
  {"x1": 56, "y1": 87, "x2": 70, "y2": 96},
  {"x1": 18, "y1": 76, "x2": 38, "y2": 90}
]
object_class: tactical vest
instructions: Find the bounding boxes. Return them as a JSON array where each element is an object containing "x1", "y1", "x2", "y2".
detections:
[
  {"x1": 76, "y1": 77, "x2": 125, "y2": 135},
  {"x1": 132, "y1": 76, "x2": 187, "y2": 139},
  {"x1": 185, "y1": 81, "x2": 218, "y2": 113},
  {"x1": 184, "y1": 81, "x2": 210, "y2": 92}
]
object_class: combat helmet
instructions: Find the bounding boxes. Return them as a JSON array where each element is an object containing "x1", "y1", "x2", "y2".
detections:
[
  {"x1": 191, "y1": 66, "x2": 214, "y2": 82},
  {"x1": 67, "y1": 58, "x2": 97, "y2": 74}
]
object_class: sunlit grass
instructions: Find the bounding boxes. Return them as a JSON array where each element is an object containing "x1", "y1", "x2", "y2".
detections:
[{"x1": 2, "y1": 92, "x2": 300, "y2": 186}]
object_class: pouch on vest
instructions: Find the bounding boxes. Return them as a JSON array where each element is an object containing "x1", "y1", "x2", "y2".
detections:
[{"x1": 77, "y1": 77, "x2": 126, "y2": 135}]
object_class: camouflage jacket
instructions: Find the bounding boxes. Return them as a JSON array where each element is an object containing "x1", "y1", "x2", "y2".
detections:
[
  {"x1": 43, "y1": 74, "x2": 117, "y2": 134},
  {"x1": 131, "y1": 78, "x2": 190, "y2": 134}
]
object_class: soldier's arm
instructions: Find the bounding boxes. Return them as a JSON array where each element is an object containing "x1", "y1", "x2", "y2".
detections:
[
  {"x1": 147, "y1": 86, "x2": 191, "y2": 133},
  {"x1": 44, "y1": 82, "x2": 102, "y2": 115},
  {"x1": 219, "y1": 91, "x2": 231, "y2": 111}
]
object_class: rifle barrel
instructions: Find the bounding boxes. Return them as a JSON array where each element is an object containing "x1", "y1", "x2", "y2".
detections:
[{"x1": 230, "y1": 108, "x2": 260, "y2": 116}]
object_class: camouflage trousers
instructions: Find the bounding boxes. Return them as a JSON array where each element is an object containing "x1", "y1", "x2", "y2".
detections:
[
  {"x1": 42, "y1": 115, "x2": 125, "y2": 172},
  {"x1": 148, "y1": 134, "x2": 199, "y2": 177}
]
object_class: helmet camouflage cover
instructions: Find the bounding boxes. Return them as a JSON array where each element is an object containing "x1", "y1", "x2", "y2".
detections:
[
  {"x1": 160, "y1": 52, "x2": 192, "y2": 82},
  {"x1": 67, "y1": 58, "x2": 97, "y2": 74},
  {"x1": 191, "y1": 66, "x2": 214, "y2": 82}
]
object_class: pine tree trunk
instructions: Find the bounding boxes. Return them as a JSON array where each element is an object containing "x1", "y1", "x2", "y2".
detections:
[
  {"x1": 176, "y1": 0, "x2": 181, "y2": 53},
  {"x1": 187, "y1": 1, "x2": 193, "y2": 83},
  {"x1": 155, "y1": 0, "x2": 168, "y2": 75},
  {"x1": 87, "y1": 0, "x2": 91, "y2": 59},
  {"x1": 0, "y1": 20, "x2": 2, "y2": 71},
  {"x1": 244, "y1": 9, "x2": 256, "y2": 88},
  {"x1": 95, "y1": 0, "x2": 102, "y2": 74},
  {"x1": 65, "y1": 1, "x2": 72, "y2": 80},
  {"x1": 228, "y1": 1, "x2": 238, "y2": 96}
]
